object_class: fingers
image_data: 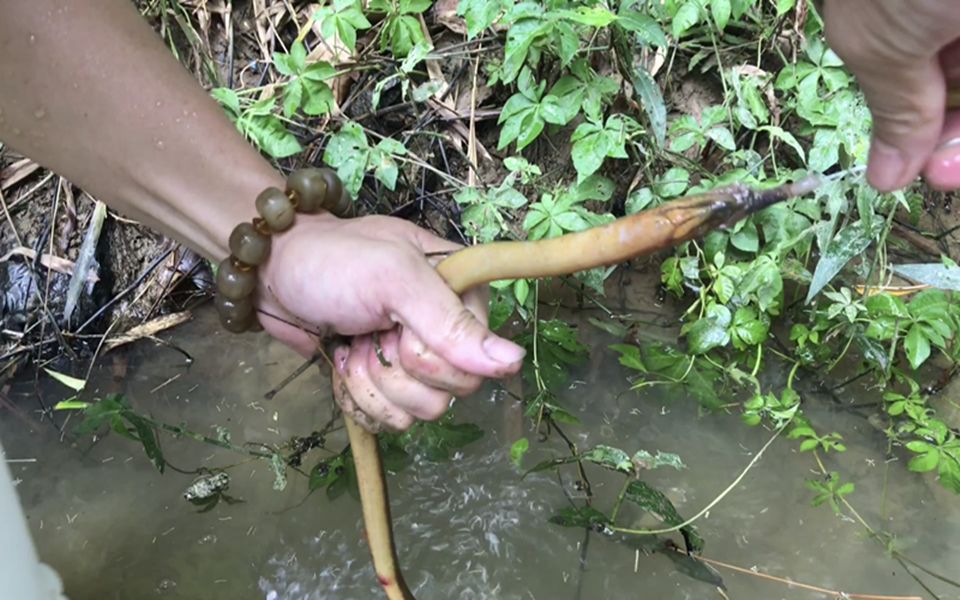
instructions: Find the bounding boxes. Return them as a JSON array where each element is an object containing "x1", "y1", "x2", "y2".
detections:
[
  {"x1": 822, "y1": 1, "x2": 960, "y2": 192},
  {"x1": 335, "y1": 338, "x2": 415, "y2": 432},
  {"x1": 335, "y1": 332, "x2": 458, "y2": 432},
  {"x1": 923, "y1": 41, "x2": 960, "y2": 190},
  {"x1": 388, "y1": 253, "x2": 525, "y2": 380},
  {"x1": 367, "y1": 330, "x2": 455, "y2": 420},
  {"x1": 860, "y1": 59, "x2": 945, "y2": 192},
  {"x1": 396, "y1": 287, "x2": 488, "y2": 396}
]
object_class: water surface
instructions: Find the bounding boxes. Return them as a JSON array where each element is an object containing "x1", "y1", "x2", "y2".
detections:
[{"x1": 2, "y1": 307, "x2": 958, "y2": 599}]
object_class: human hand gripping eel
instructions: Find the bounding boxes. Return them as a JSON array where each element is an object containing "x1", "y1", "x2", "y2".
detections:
[{"x1": 330, "y1": 174, "x2": 823, "y2": 600}]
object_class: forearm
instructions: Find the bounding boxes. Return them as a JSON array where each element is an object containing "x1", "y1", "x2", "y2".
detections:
[{"x1": 0, "y1": 0, "x2": 282, "y2": 261}]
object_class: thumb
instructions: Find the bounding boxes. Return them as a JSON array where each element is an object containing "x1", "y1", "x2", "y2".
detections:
[
  {"x1": 389, "y1": 260, "x2": 525, "y2": 378},
  {"x1": 822, "y1": 1, "x2": 950, "y2": 192},
  {"x1": 858, "y1": 59, "x2": 946, "y2": 192}
]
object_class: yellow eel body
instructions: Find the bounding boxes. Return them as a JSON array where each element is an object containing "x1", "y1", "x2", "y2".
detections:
[{"x1": 333, "y1": 175, "x2": 823, "y2": 600}]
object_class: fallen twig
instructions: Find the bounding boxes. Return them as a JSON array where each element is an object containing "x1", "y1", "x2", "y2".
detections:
[{"x1": 678, "y1": 549, "x2": 922, "y2": 600}]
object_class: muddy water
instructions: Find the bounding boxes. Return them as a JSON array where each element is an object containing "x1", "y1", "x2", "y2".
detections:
[{"x1": 2, "y1": 307, "x2": 959, "y2": 600}]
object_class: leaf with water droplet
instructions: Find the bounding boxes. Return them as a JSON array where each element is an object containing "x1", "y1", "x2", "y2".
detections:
[
  {"x1": 892, "y1": 263, "x2": 960, "y2": 291},
  {"x1": 805, "y1": 219, "x2": 884, "y2": 303},
  {"x1": 625, "y1": 480, "x2": 704, "y2": 553}
]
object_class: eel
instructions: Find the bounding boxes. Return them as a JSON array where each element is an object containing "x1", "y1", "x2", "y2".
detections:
[{"x1": 332, "y1": 174, "x2": 823, "y2": 600}]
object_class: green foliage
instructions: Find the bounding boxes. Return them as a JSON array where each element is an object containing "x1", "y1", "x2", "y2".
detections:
[
  {"x1": 323, "y1": 122, "x2": 408, "y2": 196},
  {"x1": 517, "y1": 319, "x2": 589, "y2": 392},
  {"x1": 212, "y1": 88, "x2": 302, "y2": 158},
  {"x1": 806, "y1": 471, "x2": 855, "y2": 514},
  {"x1": 397, "y1": 417, "x2": 485, "y2": 461},
  {"x1": 272, "y1": 41, "x2": 337, "y2": 117},
  {"x1": 570, "y1": 114, "x2": 639, "y2": 182},
  {"x1": 368, "y1": 0, "x2": 431, "y2": 57},
  {"x1": 497, "y1": 67, "x2": 569, "y2": 151},
  {"x1": 314, "y1": 0, "x2": 372, "y2": 53},
  {"x1": 60, "y1": 394, "x2": 166, "y2": 474},
  {"x1": 203, "y1": 0, "x2": 960, "y2": 524}
]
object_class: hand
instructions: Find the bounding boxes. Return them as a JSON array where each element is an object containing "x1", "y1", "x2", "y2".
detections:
[
  {"x1": 820, "y1": 1, "x2": 960, "y2": 191},
  {"x1": 256, "y1": 213, "x2": 526, "y2": 431}
]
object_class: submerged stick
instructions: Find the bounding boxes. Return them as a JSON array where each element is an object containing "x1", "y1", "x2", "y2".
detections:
[{"x1": 342, "y1": 174, "x2": 822, "y2": 600}]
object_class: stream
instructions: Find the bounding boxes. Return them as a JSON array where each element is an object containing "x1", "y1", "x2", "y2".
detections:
[{"x1": 2, "y1": 305, "x2": 959, "y2": 599}]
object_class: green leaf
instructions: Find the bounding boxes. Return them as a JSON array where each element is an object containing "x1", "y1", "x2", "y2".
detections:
[
  {"x1": 806, "y1": 219, "x2": 884, "y2": 303},
  {"x1": 323, "y1": 122, "x2": 371, "y2": 197},
  {"x1": 672, "y1": 0, "x2": 702, "y2": 38},
  {"x1": 808, "y1": 128, "x2": 841, "y2": 171},
  {"x1": 211, "y1": 87, "x2": 241, "y2": 115},
  {"x1": 908, "y1": 289, "x2": 951, "y2": 324},
  {"x1": 501, "y1": 16, "x2": 548, "y2": 84},
  {"x1": 626, "y1": 188, "x2": 656, "y2": 214},
  {"x1": 904, "y1": 324, "x2": 932, "y2": 370},
  {"x1": 273, "y1": 50, "x2": 299, "y2": 77},
  {"x1": 558, "y1": 6, "x2": 617, "y2": 27},
  {"x1": 740, "y1": 255, "x2": 783, "y2": 314},
  {"x1": 630, "y1": 65, "x2": 667, "y2": 148},
  {"x1": 682, "y1": 303, "x2": 732, "y2": 354},
  {"x1": 711, "y1": 0, "x2": 731, "y2": 31},
  {"x1": 302, "y1": 62, "x2": 337, "y2": 82},
  {"x1": 632, "y1": 450, "x2": 685, "y2": 471},
  {"x1": 776, "y1": 0, "x2": 796, "y2": 16},
  {"x1": 730, "y1": 221, "x2": 759, "y2": 253},
  {"x1": 617, "y1": 10, "x2": 668, "y2": 47},
  {"x1": 402, "y1": 420, "x2": 484, "y2": 461},
  {"x1": 372, "y1": 153, "x2": 399, "y2": 190},
  {"x1": 399, "y1": 0, "x2": 432, "y2": 14},
  {"x1": 539, "y1": 95, "x2": 568, "y2": 125},
  {"x1": 892, "y1": 263, "x2": 960, "y2": 291},
  {"x1": 908, "y1": 448, "x2": 940, "y2": 472},
  {"x1": 549, "y1": 505, "x2": 610, "y2": 528},
  {"x1": 705, "y1": 126, "x2": 736, "y2": 151},
  {"x1": 242, "y1": 109, "x2": 302, "y2": 158},
  {"x1": 510, "y1": 438, "x2": 529, "y2": 468},
  {"x1": 458, "y1": 0, "x2": 503, "y2": 38},
  {"x1": 44, "y1": 368, "x2": 86, "y2": 392},
  {"x1": 309, "y1": 455, "x2": 346, "y2": 492},
  {"x1": 625, "y1": 480, "x2": 704, "y2": 553},
  {"x1": 488, "y1": 284, "x2": 515, "y2": 330},
  {"x1": 582, "y1": 445, "x2": 634, "y2": 473},
  {"x1": 570, "y1": 121, "x2": 612, "y2": 182},
  {"x1": 573, "y1": 175, "x2": 616, "y2": 202},
  {"x1": 865, "y1": 292, "x2": 910, "y2": 319},
  {"x1": 318, "y1": 0, "x2": 372, "y2": 53},
  {"x1": 124, "y1": 413, "x2": 166, "y2": 473},
  {"x1": 282, "y1": 78, "x2": 304, "y2": 117},
  {"x1": 655, "y1": 167, "x2": 690, "y2": 198},
  {"x1": 731, "y1": 306, "x2": 769, "y2": 348},
  {"x1": 760, "y1": 126, "x2": 805, "y2": 162}
]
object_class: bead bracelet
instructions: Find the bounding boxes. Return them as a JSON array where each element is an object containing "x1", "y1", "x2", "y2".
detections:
[{"x1": 214, "y1": 167, "x2": 351, "y2": 333}]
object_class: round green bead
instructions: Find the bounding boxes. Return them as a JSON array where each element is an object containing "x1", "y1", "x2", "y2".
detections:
[
  {"x1": 286, "y1": 168, "x2": 329, "y2": 214},
  {"x1": 255, "y1": 187, "x2": 296, "y2": 232},
  {"x1": 328, "y1": 186, "x2": 354, "y2": 218},
  {"x1": 319, "y1": 168, "x2": 346, "y2": 215},
  {"x1": 215, "y1": 294, "x2": 254, "y2": 321},
  {"x1": 228, "y1": 222, "x2": 271, "y2": 266},
  {"x1": 215, "y1": 257, "x2": 257, "y2": 300},
  {"x1": 219, "y1": 310, "x2": 257, "y2": 333}
]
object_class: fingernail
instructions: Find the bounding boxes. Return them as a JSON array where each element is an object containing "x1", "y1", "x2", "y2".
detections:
[
  {"x1": 482, "y1": 336, "x2": 526, "y2": 365},
  {"x1": 927, "y1": 138, "x2": 960, "y2": 189},
  {"x1": 935, "y1": 137, "x2": 960, "y2": 153},
  {"x1": 868, "y1": 140, "x2": 910, "y2": 192}
]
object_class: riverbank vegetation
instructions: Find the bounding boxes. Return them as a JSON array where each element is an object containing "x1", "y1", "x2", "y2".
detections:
[{"x1": 3, "y1": 0, "x2": 960, "y2": 596}]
